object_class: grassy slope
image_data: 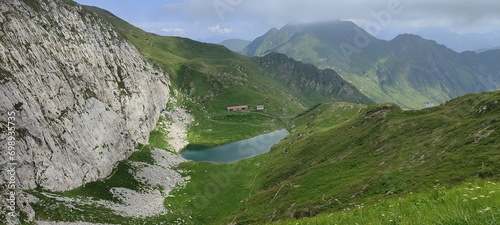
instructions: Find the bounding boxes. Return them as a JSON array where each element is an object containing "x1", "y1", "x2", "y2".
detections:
[
  {"x1": 158, "y1": 91, "x2": 498, "y2": 225},
  {"x1": 158, "y1": 102, "x2": 369, "y2": 225},
  {"x1": 225, "y1": 91, "x2": 499, "y2": 224},
  {"x1": 274, "y1": 180, "x2": 500, "y2": 225}
]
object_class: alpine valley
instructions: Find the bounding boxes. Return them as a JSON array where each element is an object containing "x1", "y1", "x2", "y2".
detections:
[{"x1": 0, "y1": 0, "x2": 498, "y2": 225}]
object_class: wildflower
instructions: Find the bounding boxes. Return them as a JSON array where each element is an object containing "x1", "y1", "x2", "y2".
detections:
[
  {"x1": 480, "y1": 195, "x2": 485, "y2": 198},
  {"x1": 463, "y1": 194, "x2": 468, "y2": 197},
  {"x1": 475, "y1": 186, "x2": 481, "y2": 189},
  {"x1": 471, "y1": 197, "x2": 478, "y2": 200},
  {"x1": 489, "y1": 191, "x2": 495, "y2": 194},
  {"x1": 479, "y1": 207, "x2": 492, "y2": 213}
]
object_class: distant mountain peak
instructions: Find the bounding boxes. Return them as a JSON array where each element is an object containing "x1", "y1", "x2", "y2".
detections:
[
  {"x1": 219, "y1": 39, "x2": 251, "y2": 52},
  {"x1": 283, "y1": 19, "x2": 350, "y2": 27},
  {"x1": 280, "y1": 20, "x2": 362, "y2": 33},
  {"x1": 391, "y1": 33, "x2": 448, "y2": 50},
  {"x1": 395, "y1": 33, "x2": 422, "y2": 38},
  {"x1": 242, "y1": 20, "x2": 376, "y2": 58},
  {"x1": 392, "y1": 33, "x2": 430, "y2": 43}
]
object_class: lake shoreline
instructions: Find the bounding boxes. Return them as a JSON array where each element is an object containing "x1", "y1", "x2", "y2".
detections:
[{"x1": 180, "y1": 129, "x2": 289, "y2": 163}]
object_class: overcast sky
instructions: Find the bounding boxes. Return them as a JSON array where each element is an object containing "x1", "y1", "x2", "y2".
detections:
[{"x1": 74, "y1": 0, "x2": 500, "y2": 43}]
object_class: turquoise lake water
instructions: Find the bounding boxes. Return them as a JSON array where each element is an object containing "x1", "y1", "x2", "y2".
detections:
[{"x1": 180, "y1": 129, "x2": 289, "y2": 163}]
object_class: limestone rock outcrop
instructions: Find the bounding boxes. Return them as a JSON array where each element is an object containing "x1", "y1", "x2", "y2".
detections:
[{"x1": 0, "y1": 0, "x2": 170, "y2": 191}]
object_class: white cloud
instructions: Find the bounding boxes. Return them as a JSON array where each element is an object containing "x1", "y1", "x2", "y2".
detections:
[
  {"x1": 178, "y1": 0, "x2": 500, "y2": 34},
  {"x1": 162, "y1": 27, "x2": 185, "y2": 33},
  {"x1": 207, "y1": 25, "x2": 232, "y2": 34},
  {"x1": 78, "y1": 0, "x2": 500, "y2": 41},
  {"x1": 132, "y1": 22, "x2": 187, "y2": 34}
]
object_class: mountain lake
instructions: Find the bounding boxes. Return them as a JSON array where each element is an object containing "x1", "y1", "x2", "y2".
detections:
[{"x1": 180, "y1": 129, "x2": 289, "y2": 163}]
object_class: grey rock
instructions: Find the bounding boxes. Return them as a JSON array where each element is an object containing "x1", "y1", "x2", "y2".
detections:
[
  {"x1": 97, "y1": 187, "x2": 168, "y2": 218},
  {"x1": 28, "y1": 148, "x2": 188, "y2": 220},
  {"x1": 0, "y1": 0, "x2": 169, "y2": 193},
  {"x1": 132, "y1": 149, "x2": 188, "y2": 194}
]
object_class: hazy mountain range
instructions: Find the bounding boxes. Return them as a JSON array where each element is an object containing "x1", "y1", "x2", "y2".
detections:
[
  {"x1": 219, "y1": 39, "x2": 252, "y2": 52},
  {"x1": 376, "y1": 27, "x2": 500, "y2": 53},
  {"x1": 217, "y1": 27, "x2": 500, "y2": 54},
  {"x1": 242, "y1": 21, "x2": 500, "y2": 109}
]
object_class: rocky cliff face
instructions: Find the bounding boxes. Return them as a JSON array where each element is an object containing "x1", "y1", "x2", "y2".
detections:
[{"x1": 0, "y1": 0, "x2": 170, "y2": 191}]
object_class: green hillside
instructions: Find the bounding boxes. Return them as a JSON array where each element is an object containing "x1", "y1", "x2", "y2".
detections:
[
  {"x1": 243, "y1": 21, "x2": 500, "y2": 109},
  {"x1": 233, "y1": 91, "x2": 499, "y2": 223},
  {"x1": 162, "y1": 91, "x2": 499, "y2": 225},
  {"x1": 87, "y1": 7, "x2": 372, "y2": 144},
  {"x1": 275, "y1": 180, "x2": 499, "y2": 225},
  {"x1": 254, "y1": 53, "x2": 374, "y2": 106}
]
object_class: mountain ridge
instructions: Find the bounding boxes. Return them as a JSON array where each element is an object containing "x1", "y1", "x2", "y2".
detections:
[
  {"x1": 243, "y1": 21, "x2": 500, "y2": 109},
  {"x1": 254, "y1": 53, "x2": 374, "y2": 105},
  {"x1": 377, "y1": 27, "x2": 500, "y2": 53},
  {"x1": 219, "y1": 39, "x2": 251, "y2": 52}
]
